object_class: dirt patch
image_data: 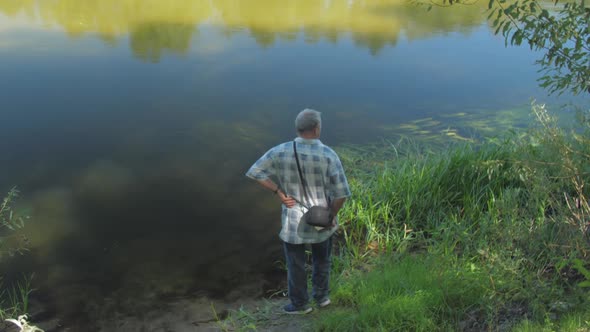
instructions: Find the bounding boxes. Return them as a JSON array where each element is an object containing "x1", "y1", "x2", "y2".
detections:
[
  {"x1": 215, "y1": 298, "x2": 322, "y2": 332},
  {"x1": 11, "y1": 289, "x2": 317, "y2": 332}
]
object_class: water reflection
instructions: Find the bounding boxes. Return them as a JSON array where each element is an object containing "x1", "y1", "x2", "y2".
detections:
[
  {"x1": 0, "y1": 0, "x2": 488, "y2": 60},
  {"x1": 130, "y1": 23, "x2": 195, "y2": 62}
]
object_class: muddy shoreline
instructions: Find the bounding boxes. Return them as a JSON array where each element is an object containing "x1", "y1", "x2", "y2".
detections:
[{"x1": 1, "y1": 266, "x2": 286, "y2": 332}]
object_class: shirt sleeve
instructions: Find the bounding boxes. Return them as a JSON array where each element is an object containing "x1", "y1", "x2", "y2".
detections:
[
  {"x1": 327, "y1": 154, "x2": 351, "y2": 199},
  {"x1": 246, "y1": 149, "x2": 276, "y2": 180}
]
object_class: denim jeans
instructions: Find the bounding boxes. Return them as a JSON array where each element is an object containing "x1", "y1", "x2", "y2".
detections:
[{"x1": 283, "y1": 236, "x2": 333, "y2": 308}]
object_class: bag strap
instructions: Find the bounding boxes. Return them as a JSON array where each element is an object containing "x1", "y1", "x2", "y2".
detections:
[{"x1": 293, "y1": 141, "x2": 311, "y2": 209}]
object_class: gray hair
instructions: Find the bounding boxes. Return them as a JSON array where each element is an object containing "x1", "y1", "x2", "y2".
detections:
[{"x1": 295, "y1": 108, "x2": 322, "y2": 133}]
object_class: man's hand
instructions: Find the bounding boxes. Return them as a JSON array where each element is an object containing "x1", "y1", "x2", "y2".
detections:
[{"x1": 279, "y1": 192, "x2": 297, "y2": 208}]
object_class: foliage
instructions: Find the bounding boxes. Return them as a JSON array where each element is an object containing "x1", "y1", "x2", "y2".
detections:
[
  {"x1": 0, "y1": 275, "x2": 33, "y2": 321},
  {"x1": 512, "y1": 309, "x2": 590, "y2": 332},
  {"x1": 315, "y1": 255, "x2": 488, "y2": 331},
  {"x1": 571, "y1": 259, "x2": 590, "y2": 288},
  {"x1": 488, "y1": 0, "x2": 590, "y2": 95},
  {"x1": 321, "y1": 102, "x2": 590, "y2": 329},
  {"x1": 0, "y1": 189, "x2": 35, "y2": 323},
  {"x1": 0, "y1": 188, "x2": 29, "y2": 259},
  {"x1": 424, "y1": 0, "x2": 590, "y2": 95},
  {"x1": 337, "y1": 139, "x2": 529, "y2": 254}
]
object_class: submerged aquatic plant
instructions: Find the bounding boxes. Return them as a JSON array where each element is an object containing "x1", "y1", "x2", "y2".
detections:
[
  {"x1": 5, "y1": 315, "x2": 44, "y2": 332},
  {"x1": 0, "y1": 187, "x2": 29, "y2": 259},
  {"x1": 0, "y1": 189, "x2": 34, "y2": 321}
]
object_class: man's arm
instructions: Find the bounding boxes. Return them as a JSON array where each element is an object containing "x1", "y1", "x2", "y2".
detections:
[
  {"x1": 255, "y1": 179, "x2": 297, "y2": 208},
  {"x1": 246, "y1": 148, "x2": 297, "y2": 208}
]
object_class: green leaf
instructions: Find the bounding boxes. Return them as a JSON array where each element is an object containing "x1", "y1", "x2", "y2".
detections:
[
  {"x1": 529, "y1": 1, "x2": 536, "y2": 12},
  {"x1": 504, "y1": 3, "x2": 516, "y2": 15},
  {"x1": 487, "y1": 9, "x2": 498, "y2": 20},
  {"x1": 512, "y1": 30, "x2": 524, "y2": 45},
  {"x1": 572, "y1": 259, "x2": 590, "y2": 278},
  {"x1": 575, "y1": 38, "x2": 582, "y2": 51},
  {"x1": 502, "y1": 21, "x2": 512, "y2": 36},
  {"x1": 495, "y1": 23, "x2": 503, "y2": 35}
]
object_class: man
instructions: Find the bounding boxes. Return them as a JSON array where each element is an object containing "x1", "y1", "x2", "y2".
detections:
[{"x1": 246, "y1": 109, "x2": 351, "y2": 314}]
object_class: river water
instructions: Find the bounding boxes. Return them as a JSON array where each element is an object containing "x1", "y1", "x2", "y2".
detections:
[{"x1": 0, "y1": 0, "x2": 583, "y2": 329}]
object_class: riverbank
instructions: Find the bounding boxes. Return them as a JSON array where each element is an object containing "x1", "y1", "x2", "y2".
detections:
[
  {"x1": 221, "y1": 104, "x2": 590, "y2": 331},
  {"x1": 2, "y1": 284, "x2": 294, "y2": 331}
]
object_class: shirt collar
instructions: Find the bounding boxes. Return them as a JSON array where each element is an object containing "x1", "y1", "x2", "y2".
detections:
[{"x1": 294, "y1": 137, "x2": 322, "y2": 145}]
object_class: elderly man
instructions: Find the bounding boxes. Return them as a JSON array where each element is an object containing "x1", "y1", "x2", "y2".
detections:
[{"x1": 246, "y1": 109, "x2": 351, "y2": 314}]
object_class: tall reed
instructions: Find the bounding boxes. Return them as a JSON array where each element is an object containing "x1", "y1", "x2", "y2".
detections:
[{"x1": 329, "y1": 104, "x2": 590, "y2": 329}]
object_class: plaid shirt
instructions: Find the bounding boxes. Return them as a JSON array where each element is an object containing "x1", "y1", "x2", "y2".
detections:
[{"x1": 246, "y1": 137, "x2": 351, "y2": 244}]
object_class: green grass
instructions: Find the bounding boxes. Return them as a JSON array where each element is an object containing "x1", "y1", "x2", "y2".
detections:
[
  {"x1": 0, "y1": 275, "x2": 33, "y2": 320},
  {"x1": 512, "y1": 309, "x2": 590, "y2": 332},
  {"x1": 0, "y1": 188, "x2": 33, "y2": 321},
  {"x1": 316, "y1": 255, "x2": 488, "y2": 331},
  {"x1": 319, "y1": 104, "x2": 590, "y2": 331}
]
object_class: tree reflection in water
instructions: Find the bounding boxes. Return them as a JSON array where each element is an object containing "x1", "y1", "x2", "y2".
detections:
[
  {"x1": 130, "y1": 23, "x2": 195, "y2": 62},
  {"x1": 0, "y1": 0, "x2": 489, "y2": 60}
]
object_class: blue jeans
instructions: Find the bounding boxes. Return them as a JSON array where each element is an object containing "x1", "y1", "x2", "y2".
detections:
[{"x1": 283, "y1": 237, "x2": 333, "y2": 308}]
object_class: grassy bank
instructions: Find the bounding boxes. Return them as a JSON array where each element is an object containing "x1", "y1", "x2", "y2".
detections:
[{"x1": 317, "y1": 104, "x2": 590, "y2": 331}]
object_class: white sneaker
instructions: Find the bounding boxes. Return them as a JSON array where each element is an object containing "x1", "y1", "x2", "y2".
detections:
[
  {"x1": 284, "y1": 303, "x2": 313, "y2": 314},
  {"x1": 318, "y1": 298, "x2": 331, "y2": 308}
]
